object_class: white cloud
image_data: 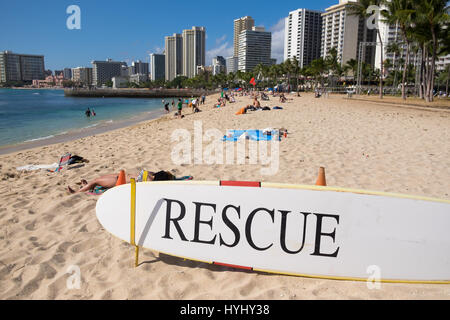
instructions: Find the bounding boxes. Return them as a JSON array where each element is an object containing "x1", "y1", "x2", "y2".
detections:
[
  {"x1": 270, "y1": 18, "x2": 286, "y2": 64},
  {"x1": 153, "y1": 46, "x2": 164, "y2": 54},
  {"x1": 216, "y1": 34, "x2": 227, "y2": 45},
  {"x1": 205, "y1": 41, "x2": 234, "y2": 66}
]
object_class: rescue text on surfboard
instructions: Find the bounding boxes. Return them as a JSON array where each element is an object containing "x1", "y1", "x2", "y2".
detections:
[{"x1": 160, "y1": 198, "x2": 340, "y2": 257}]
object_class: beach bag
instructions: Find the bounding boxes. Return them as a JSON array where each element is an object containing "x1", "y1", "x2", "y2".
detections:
[{"x1": 68, "y1": 155, "x2": 89, "y2": 165}]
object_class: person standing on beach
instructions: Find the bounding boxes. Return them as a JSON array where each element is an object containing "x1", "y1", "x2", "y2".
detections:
[
  {"x1": 164, "y1": 102, "x2": 170, "y2": 113},
  {"x1": 177, "y1": 99, "x2": 183, "y2": 118},
  {"x1": 171, "y1": 99, "x2": 175, "y2": 110}
]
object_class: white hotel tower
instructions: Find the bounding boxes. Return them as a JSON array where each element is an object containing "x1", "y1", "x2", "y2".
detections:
[
  {"x1": 321, "y1": 0, "x2": 375, "y2": 66},
  {"x1": 182, "y1": 26, "x2": 206, "y2": 79},
  {"x1": 284, "y1": 9, "x2": 323, "y2": 68}
]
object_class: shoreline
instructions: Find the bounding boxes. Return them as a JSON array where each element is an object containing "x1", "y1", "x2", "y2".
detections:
[{"x1": 0, "y1": 108, "x2": 167, "y2": 156}]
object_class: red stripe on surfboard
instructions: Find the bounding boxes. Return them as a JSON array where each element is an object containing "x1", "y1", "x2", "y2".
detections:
[
  {"x1": 213, "y1": 261, "x2": 253, "y2": 271},
  {"x1": 220, "y1": 181, "x2": 261, "y2": 187}
]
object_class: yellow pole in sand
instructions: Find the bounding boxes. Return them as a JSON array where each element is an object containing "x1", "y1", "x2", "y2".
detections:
[
  {"x1": 130, "y1": 178, "x2": 139, "y2": 267},
  {"x1": 143, "y1": 170, "x2": 149, "y2": 182}
]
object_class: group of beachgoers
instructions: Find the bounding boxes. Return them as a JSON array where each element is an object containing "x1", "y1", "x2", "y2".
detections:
[
  {"x1": 68, "y1": 89, "x2": 294, "y2": 194},
  {"x1": 162, "y1": 95, "x2": 206, "y2": 119},
  {"x1": 85, "y1": 107, "x2": 96, "y2": 117}
]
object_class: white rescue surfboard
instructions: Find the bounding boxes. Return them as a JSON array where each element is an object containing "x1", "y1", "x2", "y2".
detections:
[{"x1": 96, "y1": 181, "x2": 450, "y2": 283}]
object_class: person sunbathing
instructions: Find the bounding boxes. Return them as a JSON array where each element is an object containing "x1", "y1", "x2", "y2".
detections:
[
  {"x1": 253, "y1": 97, "x2": 261, "y2": 108},
  {"x1": 67, "y1": 170, "x2": 175, "y2": 194}
]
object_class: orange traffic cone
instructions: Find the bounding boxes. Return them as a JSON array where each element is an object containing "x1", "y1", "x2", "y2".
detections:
[
  {"x1": 315, "y1": 167, "x2": 326, "y2": 186},
  {"x1": 116, "y1": 170, "x2": 126, "y2": 186}
]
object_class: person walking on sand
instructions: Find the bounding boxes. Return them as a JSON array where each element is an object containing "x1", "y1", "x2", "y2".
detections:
[
  {"x1": 177, "y1": 98, "x2": 183, "y2": 118},
  {"x1": 192, "y1": 97, "x2": 197, "y2": 111}
]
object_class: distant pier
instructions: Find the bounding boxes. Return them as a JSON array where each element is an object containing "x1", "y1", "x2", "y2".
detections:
[{"x1": 64, "y1": 88, "x2": 217, "y2": 98}]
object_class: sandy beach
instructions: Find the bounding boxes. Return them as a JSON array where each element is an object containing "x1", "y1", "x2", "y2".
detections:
[{"x1": 0, "y1": 92, "x2": 449, "y2": 300}]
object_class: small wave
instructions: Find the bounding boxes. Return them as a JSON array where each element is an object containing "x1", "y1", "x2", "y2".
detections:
[
  {"x1": 25, "y1": 135, "x2": 55, "y2": 142},
  {"x1": 84, "y1": 123, "x2": 100, "y2": 129}
]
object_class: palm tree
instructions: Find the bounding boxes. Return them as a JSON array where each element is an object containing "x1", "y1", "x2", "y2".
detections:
[
  {"x1": 290, "y1": 57, "x2": 302, "y2": 95},
  {"x1": 344, "y1": 59, "x2": 359, "y2": 83},
  {"x1": 325, "y1": 47, "x2": 342, "y2": 86},
  {"x1": 386, "y1": 42, "x2": 403, "y2": 90},
  {"x1": 282, "y1": 59, "x2": 293, "y2": 90},
  {"x1": 412, "y1": 0, "x2": 449, "y2": 102},
  {"x1": 382, "y1": 0, "x2": 415, "y2": 100},
  {"x1": 348, "y1": 0, "x2": 384, "y2": 98},
  {"x1": 308, "y1": 58, "x2": 327, "y2": 88}
]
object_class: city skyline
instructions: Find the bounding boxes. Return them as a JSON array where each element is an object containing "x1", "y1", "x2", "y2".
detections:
[{"x1": 0, "y1": 0, "x2": 338, "y2": 70}]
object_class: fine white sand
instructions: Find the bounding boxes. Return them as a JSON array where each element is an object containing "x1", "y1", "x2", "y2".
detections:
[{"x1": 0, "y1": 92, "x2": 449, "y2": 299}]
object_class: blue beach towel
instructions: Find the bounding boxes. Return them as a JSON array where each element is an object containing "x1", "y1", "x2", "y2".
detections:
[{"x1": 223, "y1": 130, "x2": 280, "y2": 142}]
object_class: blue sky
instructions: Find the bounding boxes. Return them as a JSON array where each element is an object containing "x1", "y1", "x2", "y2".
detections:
[{"x1": 0, "y1": 0, "x2": 336, "y2": 70}]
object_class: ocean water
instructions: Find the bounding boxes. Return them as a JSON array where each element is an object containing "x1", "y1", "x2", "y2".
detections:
[{"x1": 0, "y1": 88, "x2": 171, "y2": 147}]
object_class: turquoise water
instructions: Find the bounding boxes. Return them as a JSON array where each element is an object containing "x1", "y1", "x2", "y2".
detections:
[{"x1": 0, "y1": 89, "x2": 170, "y2": 147}]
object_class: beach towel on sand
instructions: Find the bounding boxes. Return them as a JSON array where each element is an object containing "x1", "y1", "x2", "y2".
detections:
[
  {"x1": 223, "y1": 130, "x2": 280, "y2": 142},
  {"x1": 17, "y1": 153, "x2": 89, "y2": 172},
  {"x1": 235, "y1": 107, "x2": 247, "y2": 115},
  {"x1": 16, "y1": 163, "x2": 60, "y2": 171}
]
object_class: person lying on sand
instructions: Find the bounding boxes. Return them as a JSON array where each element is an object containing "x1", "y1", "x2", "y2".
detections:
[{"x1": 67, "y1": 170, "x2": 175, "y2": 194}]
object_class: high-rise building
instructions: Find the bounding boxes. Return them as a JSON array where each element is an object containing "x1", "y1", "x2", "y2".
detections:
[
  {"x1": 284, "y1": 9, "x2": 323, "y2": 68},
  {"x1": 92, "y1": 59, "x2": 126, "y2": 86},
  {"x1": 131, "y1": 60, "x2": 149, "y2": 75},
  {"x1": 71, "y1": 67, "x2": 93, "y2": 85},
  {"x1": 165, "y1": 33, "x2": 183, "y2": 81},
  {"x1": 212, "y1": 56, "x2": 226, "y2": 75},
  {"x1": 63, "y1": 68, "x2": 72, "y2": 80},
  {"x1": 238, "y1": 27, "x2": 272, "y2": 72},
  {"x1": 234, "y1": 16, "x2": 255, "y2": 57},
  {"x1": 150, "y1": 53, "x2": 165, "y2": 81},
  {"x1": 182, "y1": 26, "x2": 206, "y2": 78},
  {"x1": 130, "y1": 73, "x2": 148, "y2": 84},
  {"x1": 321, "y1": 0, "x2": 375, "y2": 67},
  {"x1": 226, "y1": 56, "x2": 238, "y2": 74},
  {"x1": 436, "y1": 54, "x2": 450, "y2": 72},
  {"x1": 0, "y1": 51, "x2": 45, "y2": 83}
]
